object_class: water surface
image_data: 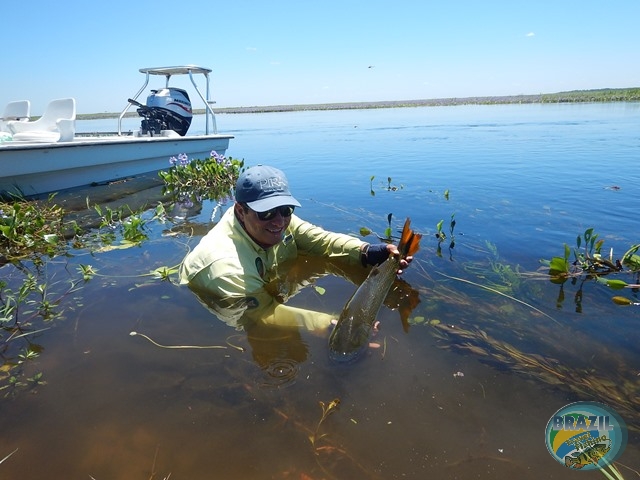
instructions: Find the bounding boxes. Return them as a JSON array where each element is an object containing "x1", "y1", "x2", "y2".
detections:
[{"x1": 1, "y1": 103, "x2": 639, "y2": 479}]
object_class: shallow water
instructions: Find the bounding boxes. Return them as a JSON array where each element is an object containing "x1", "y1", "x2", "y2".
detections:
[{"x1": 1, "y1": 103, "x2": 639, "y2": 479}]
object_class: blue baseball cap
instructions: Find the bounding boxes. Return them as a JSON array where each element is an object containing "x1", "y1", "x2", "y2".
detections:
[{"x1": 235, "y1": 165, "x2": 301, "y2": 212}]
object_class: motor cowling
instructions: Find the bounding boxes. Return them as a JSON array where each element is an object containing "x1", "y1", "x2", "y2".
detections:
[{"x1": 137, "y1": 87, "x2": 192, "y2": 136}]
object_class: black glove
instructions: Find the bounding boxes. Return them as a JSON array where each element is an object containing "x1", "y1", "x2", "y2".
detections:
[{"x1": 361, "y1": 243, "x2": 390, "y2": 266}]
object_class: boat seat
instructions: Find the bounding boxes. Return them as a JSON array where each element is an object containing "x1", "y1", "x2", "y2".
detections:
[
  {"x1": 7, "y1": 98, "x2": 76, "y2": 142},
  {"x1": 0, "y1": 100, "x2": 30, "y2": 132}
]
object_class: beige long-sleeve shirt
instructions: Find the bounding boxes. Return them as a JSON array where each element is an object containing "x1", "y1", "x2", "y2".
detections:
[{"x1": 179, "y1": 207, "x2": 366, "y2": 330}]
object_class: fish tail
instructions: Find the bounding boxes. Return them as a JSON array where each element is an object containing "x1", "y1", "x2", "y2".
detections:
[{"x1": 398, "y1": 218, "x2": 422, "y2": 258}]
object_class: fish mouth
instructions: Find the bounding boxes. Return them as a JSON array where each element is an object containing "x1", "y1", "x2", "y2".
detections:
[{"x1": 328, "y1": 342, "x2": 368, "y2": 363}]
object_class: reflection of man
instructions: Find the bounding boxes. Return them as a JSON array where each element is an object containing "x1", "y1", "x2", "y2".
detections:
[
  {"x1": 189, "y1": 254, "x2": 420, "y2": 369},
  {"x1": 179, "y1": 165, "x2": 411, "y2": 331}
]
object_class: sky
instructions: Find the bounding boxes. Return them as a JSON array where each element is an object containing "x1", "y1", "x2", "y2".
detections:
[{"x1": 3, "y1": 0, "x2": 640, "y2": 114}]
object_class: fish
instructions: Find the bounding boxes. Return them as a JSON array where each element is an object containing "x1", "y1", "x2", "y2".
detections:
[
  {"x1": 564, "y1": 443, "x2": 611, "y2": 469},
  {"x1": 329, "y1": 218, "x2": 422, "y2": 362}
]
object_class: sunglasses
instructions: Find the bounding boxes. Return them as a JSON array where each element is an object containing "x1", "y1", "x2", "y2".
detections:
[{"x1": 254, "y1": 205, "x2": 295, "y2": 221}]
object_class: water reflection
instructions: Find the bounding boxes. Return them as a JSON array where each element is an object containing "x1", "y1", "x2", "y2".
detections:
[{"x1": 186, "y1": 254, "x2": 421, "y2": 387}]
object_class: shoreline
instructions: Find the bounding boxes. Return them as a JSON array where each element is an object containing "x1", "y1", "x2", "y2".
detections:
[
  {"x1": 212, "y1": 95, "x2": 542, "y2": 114},
  {"x1": 77, "y1": 88, "x2": 640, "y2": 120}
]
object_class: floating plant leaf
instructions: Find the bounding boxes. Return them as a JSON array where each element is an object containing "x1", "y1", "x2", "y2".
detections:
[
  {"x1": 595, "y1": 277, "x2": 627, "y2": 289},
  {"x1": 612, "y1": 296, "x2": 632, "y2": 306},
  {"x1": 604, "y1": 279, "x2": 628, "y2": 290},
  {"x1": 549, "y1": 256, "x2": 569, "y2": 275},
  {"x1": 43, "y1": 234, "x2": 58, "y2": 244},
  {"x1": 623, "y1": 253, "x2": 640, "y2": 270}
]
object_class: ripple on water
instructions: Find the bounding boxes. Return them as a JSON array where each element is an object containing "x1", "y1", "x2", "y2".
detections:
[{"x1": 258, "y1": 358, "x2": 300, "y2": 388}]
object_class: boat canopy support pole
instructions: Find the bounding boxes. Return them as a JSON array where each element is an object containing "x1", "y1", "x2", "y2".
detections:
[
  {"x1": 188, "y1": 70, "x2": 218, "y2": 134},
  {"x1": 117, "y1": 72, "x2": 150, "y2": 136}
]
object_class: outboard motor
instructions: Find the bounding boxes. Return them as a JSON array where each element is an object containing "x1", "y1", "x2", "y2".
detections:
[{"x1": 133, "y1": 87, "x2": 192, "y2": 136}]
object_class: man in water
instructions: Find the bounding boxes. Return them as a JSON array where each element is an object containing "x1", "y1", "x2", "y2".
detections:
[{"x1": 179, "y1": 164, "x2": 410, "y2": 331}]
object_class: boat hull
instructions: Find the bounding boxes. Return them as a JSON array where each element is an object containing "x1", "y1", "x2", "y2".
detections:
[{"x1": 0, "y1": 133, "x2": 233, "y2": 197}]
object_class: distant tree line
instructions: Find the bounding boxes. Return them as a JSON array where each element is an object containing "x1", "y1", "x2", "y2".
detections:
[
  {"x1": 540, "y1": 88, "x2": 640, "y2": 103},
  {"x1": 75, "y1": 88, "x2": 640, "y2": 119}
]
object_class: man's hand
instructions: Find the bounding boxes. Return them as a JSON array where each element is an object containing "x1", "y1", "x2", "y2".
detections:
[
  {"x1": 362, "y1": 243, "x2": 413, "y2": 273},
  {"x1": 386, "y1": 244, "x2": 413, "y2": 274}
]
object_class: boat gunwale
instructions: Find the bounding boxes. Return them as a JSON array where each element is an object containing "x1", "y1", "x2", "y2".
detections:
[{"x1": 0, "y1": 133, "x2": 234, "y2": 152}]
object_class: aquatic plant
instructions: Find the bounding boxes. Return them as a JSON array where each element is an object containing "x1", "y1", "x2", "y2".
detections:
[
  {"x1": 273, "y1": 398, "x2": 376, "y2": 478},
  {"x1": 0, "y1": 152, "x2": 244, "y2": 401},
  {"x1": 597, "y1": 460, "x2": 627, "y2": 480},
  {"x1": 87, "y1": 201, "x2": 169, "y2": 250},
  {"x1": 409, "y1": 236, "x2": 640, "y2": 433},
  {"x1": 435, "y1": 213, "x2": 456, "y2": 257},
  {"x1": 0, "y1": 197, "x2": 68, "y2": 262},
  {"x1": 0, "y1": 271, "x2": 81, "y2": 397},
  {"x1": 367, "y1": 175, "x2": 403, "y2": 196},
  {"x1": 543, "y1": 229, "x2": 640, "y2": 309},
  {"x1": 384, "y1": 212, "x2": 393, "y2": 240},
  {"x1": 1, "y1": 191, "x2": 173, "y2": 262},
  {"x1": 429, "y1": 320, "x2": 640, "y2": 432},
  {"x1": 0, "y1": 196, "x2": 175, "y2": 398},
  {"x1": 548, "y1": 228, "x2": 630, "y2": 278},
  {"x1": 309, "y1": 398, "x2": 340, "y2": 449},
  {"x1": 159, "y1": 150, "x2": 243, "y2": 204},
  {"x1": 357, "y1": 212, "x2": 395, "y2": 242}
]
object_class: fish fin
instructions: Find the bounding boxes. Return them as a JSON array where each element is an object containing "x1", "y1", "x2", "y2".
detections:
[
  {"x1": 398, "y1": 218, "x2": 422, "y2": 258},
  {"x1": 397, "y1": 283, "x2": 421, "y2": 333},
  {"x1": 398, "y1": 304, "x2": 412, "y2": 333}
]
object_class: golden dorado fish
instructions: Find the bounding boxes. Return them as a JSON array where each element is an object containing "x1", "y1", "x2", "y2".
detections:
[
  {"x1": 564, "y1": 442, "x2": 611, "y2": 469},
  {"x1": 329, "y1": 218, "x2": 422, "y2": 362}
]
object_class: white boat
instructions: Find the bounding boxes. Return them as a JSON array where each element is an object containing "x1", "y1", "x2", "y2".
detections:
[{"x1": 0, "y1": 65, "x2": 234, "y2": 198}]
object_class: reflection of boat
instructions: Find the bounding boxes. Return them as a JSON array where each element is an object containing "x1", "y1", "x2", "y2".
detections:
[{"x1": 0, "y1": 66, "x2": 233, "y2": 198}]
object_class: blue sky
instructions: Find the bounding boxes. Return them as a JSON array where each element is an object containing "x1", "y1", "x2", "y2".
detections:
[{"x1": 3, "y1": 0, "x2": 639, "y2": 114}]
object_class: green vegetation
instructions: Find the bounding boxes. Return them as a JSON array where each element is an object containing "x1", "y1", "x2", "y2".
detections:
[
  {"x1": 0, "y1": 271, "x2": 83, "y2": 397},
  {"x1": 541, "y1": 88, "x2": 640, "y2": 103},
  {"x1": 409, "y1": 235, "x2": 640, "y2": 432},
  {"x1": 0, "y1": 152, "x2": 241, "y2": 398},
  {"x1": 158, "y1": 151, "x2": 243, "y2": 203},
  {"x1": 435, "y1": 213, "x2": 456, "y2": 257},
  {"x1": 0, "y1": 198, "x2": 70, "y2": 262},
  {"x1": 543, "y1": 228, "x2": 640, "y2": 313}
]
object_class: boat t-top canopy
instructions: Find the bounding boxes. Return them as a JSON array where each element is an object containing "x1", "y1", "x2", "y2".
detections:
[
  {"x1": 139, "y1": 65, "x2": 212, "y2": 77},
  {"x1": 118, "y1": 65, "x2": 218, "y2": 135}
]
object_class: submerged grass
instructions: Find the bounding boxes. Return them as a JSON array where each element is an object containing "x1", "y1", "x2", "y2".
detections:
[{"x1": 411, "y1": 234, "x2": 640, "y2": 432}]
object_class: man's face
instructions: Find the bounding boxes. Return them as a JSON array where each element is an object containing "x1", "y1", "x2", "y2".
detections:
[{"x1": 235, "y1": 203, "x2": 292, "y2": 248}]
